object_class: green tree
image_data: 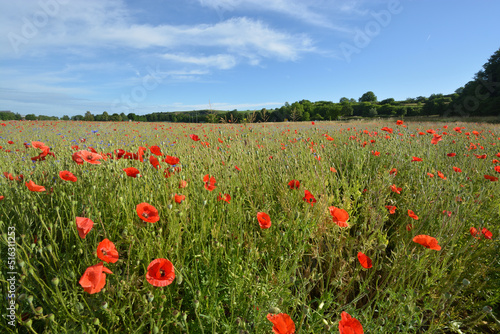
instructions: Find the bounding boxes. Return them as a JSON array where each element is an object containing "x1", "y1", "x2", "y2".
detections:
[
  {"x1": 25, "y1": 114, "x2": 37, "y2": 120},
  {"x1": 359, "y1": 91, "x2": 377, "y2": 102},
  {"x1": 101, "y1": 111, "x2": 110, "y2": 121},
  {"x1": 341, "y1": 103, "x2": 353, "y2": 116},
  {"x1": 61, "y1": 115, "x2": 70, "y2": 120},
  {"x1": 84, "y1": 111, "x2": 94, "y2": 121}
]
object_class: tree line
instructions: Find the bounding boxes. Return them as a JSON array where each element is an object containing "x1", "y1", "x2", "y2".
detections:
[{"x1": 1, "y1": 47, "x2": 498, "y2": 122}]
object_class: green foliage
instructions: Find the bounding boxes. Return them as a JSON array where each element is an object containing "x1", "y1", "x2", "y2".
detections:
[{"x1": 0, "y1": 120, "x2": 499, "y2": 333}]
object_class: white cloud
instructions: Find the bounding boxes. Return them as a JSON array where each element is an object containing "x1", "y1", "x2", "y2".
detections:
[{"x1": 161, "y1": 53, "x2": 237, "y2": 69}]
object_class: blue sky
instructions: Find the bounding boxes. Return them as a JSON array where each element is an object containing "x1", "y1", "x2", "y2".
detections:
[{"x1": 1, "y1": 0, "x2": 499, "y2": 117}]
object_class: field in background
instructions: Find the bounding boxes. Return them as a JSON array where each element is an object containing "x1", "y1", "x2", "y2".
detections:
[{"x1": 1, "y1": 120, "x2": 499, "y2": 333}]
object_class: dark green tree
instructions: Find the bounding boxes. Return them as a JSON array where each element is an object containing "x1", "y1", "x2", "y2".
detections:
[{"x1": 359, "y1": 91, "x2": 377, "y2": 102}]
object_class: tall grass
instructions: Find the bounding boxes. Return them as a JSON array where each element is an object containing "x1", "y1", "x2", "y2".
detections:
[{"x1": 1, "y1": 120, "x2": 499, "y2": 333}]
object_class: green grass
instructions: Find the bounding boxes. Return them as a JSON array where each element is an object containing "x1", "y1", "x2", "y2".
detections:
[{"x1": 1, "y1": 120, "x2": 499, "y2": 333}]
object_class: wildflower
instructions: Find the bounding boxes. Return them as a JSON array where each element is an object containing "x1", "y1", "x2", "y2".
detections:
[
  {"x1": 203, "y1": 174, "x2": 217, "y2": 191},
  {"x1": 357, "y1": 252, "x2": 372, "y2": 269},
  {"x1": 287, "y1": 180, "x2": 300, "y2": 190},
  {"x1": 389, "y1": 168, "x2": 397, "y2": 175},
  {"x1": 76, "y1": 217, "x2": 94, "y2": 239},
  {"x1": 78, "y1": 150, "x2": 103, "y2": 164},
  {"x1": 412, "y1": 157, "x2": 423, "y2": 162},
  {"x1": 413, "y1": 235, "x2": 441, "y2": 251},
  {"x1": 97, "y1": 239, "x2": 119, "y2": 263},
  {"x1": 179, "y1": 180, "x2": 188, "y2": 188},
  {"x1": 136, "y1": 203, "x2": 160, "y2": 223},
  {"x1": 447, "y1": 153, "x2": 456, "y2": 157},
  {"x1": 257, "y1": 212, "x2": 271, "y2": 229},
  {"x1": 59, "y1": 171, "x2": 77, "y2": 182},
  {"x1": 452, "y1": 167, "x2": 461, "y2": 173},
  {"x1": 408, "y1": 210, "x2": 419, "y2": 220},
  {"x1": 390, "y1": 184, "x2": 402, "y2": 194},
  {"x1": 149, "y1": 156, "x2": 161, "y2": 169},
  {"x1": 123, "y1": 167, "x2": 140, "y2": 178},
  {"x1": 79, "y1": 262, "x2": 113, "y2": 294},
  {"x1": 302, "y1": 190, "x2": 317, "y2": 207},
  {"x1": 26, "y1": 180, "x2": 46, "y2": 192},
  {"x1": 371, "y1": 151, "x2": 380, "y2": 156},
  {"x1": 189, "y1": 134, "x2": 200, "y2": 141},
  {"x1": 174, "y1": 194, "x2": 185, "y2": 204},
  {"x1": 164, "y1": 155, "x2": 180, "y2": 165},
  {"x1": 329, "y1": 206, "x2": 349, "y2": 227},
  {"x1": 266, "y1": 313, "x2": 296, "y2": 334},
  {"x1": 484, "y1": 175, "x2": 498, "y2": 181},
  {"x1": 339, "y1": 311, "x2": 364, "y2": 334},
  {"x1": 146, "y1": 258, "x2": 175, "y2": 287},
  {"x1": 437, "y1": 171, "x2": 447, "y2": 180},
  {"x1": 149, "y1": 145, "x2": 163, "y2": 156},
  {"x1": 217, "y1": 193, "x2": 231, "y2": 203},
  {"x1": 385, "y1": 205, "x2": 396, "y2": 214}
]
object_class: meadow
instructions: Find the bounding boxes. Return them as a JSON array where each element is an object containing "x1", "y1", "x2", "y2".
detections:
[{"x1": 0, "y1": 119, "x2": 499, "y2": 333}]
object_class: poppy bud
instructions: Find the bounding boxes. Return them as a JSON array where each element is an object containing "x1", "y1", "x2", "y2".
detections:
[
  {"x1": 462, "y1": 279, "x2": 470, "y2": 286},
  {"x1": 101, "y1": 302, "x2": 108, "y2": 310},
  {"x1": 193, "y1": 300, "x2": 199, "y2": 309},
  {"x1": 167, "y1": 204, "x2": 173, "y2": 209},
  {"x1": 24, "y1": 319, "x2": 33, "y2": 328},
  {"x1": 269, "y1": 306, "x2": 280, "y2": 314},
  {"x1": 483, "y1": 306, "x2": 492, "y2": 313},
  {"x1": 152, "y1": 325, "x2": 160, "y2": 334},
  {"x1": 47, "y1": 313, "x2": 55, "y2": 322},
  {"x1": 19, "y1": 261, "x2": 25, "y2": 268},
  {"x1": 93, "y1": 318, "x2": 100, "y2": 325},
  {"x1": 27, "y1": 295, "x2": 33, "y2": 304},
  {"x1": 203, "y1": 200, "x2": 207, "y2": 206},
  {"x1": 76, "y1": 302, "x2": 84, "y2": 311},
  {"x1": 147, "y1": 292, "x2": 154, "y2": 302},
  {"x1": 51, "y1": 277, "x2": 59, "y2": 287},
  {"x1": 35, "y1": 306, "x2": 43, "y2": 315},
  {"x1": 182, "y1": 312, "x2": 187, "y2": 322},
  {"x1": 46, "y1": 245, "x2": 52, "y2": 253}
]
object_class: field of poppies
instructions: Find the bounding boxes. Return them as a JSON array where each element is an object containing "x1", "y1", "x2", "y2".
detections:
[{"x1": 0, "y1": 119, "x2": 499, "y2": 333}]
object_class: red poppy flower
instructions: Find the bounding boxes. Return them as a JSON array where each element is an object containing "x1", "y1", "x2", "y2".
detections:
[
  {"x1": 427, "y1": 173, "x2": 434, "y2": 178},
  {"x1": 474, "y1": 154, "x2": 487, "y2": 159},
  {"x1": 330, "y1": 167, "x2": 337, "y2": 173},
  {"x1": 72, "y1": 152, "x2": 84, "y2": 165},
  {"x1": 123, "y1": 167, "x2": 140, "y2": 178},
  {"x1": 174, "y1": 193, "x2": 185, "y2": 204},
  {"x1": 149, "y1": 145, "x2": 163, "y2": 156},
  {"x1": 217, "y1": 193, "x2": 231, "y2": 203},
  {"x1": 437, "y1": 171, "x2": 447, "y2": 180},
  {"x1": 97, "y1": 239, "x2": 119, "y2": 263},
  {"x1": 149, "y1": 156, "x2": 161, "y2": 169},
  {"x1": 413, "y1": 235, "x2": 441, "y2": 251},
  {"x1": 3, "y1": 172, "x2": 14, "y2": 181},
  {"x1": 412, "y1": 157, "x2": 423, "y2": 162},
  {"x1": 396, "y1": 120, "x2": 404, "y2": 125},
  {"x1": 266, "y1": 313, "x2": 296, "y2": 334},
  {"x1": 25, "y1": 180, "x2": 46, "y2": 192},
  {"x1": 371, "y1": 151, "x2": 380, "y2": 156},
  {"x1": 136, "y1": 203, "x2": 160, "y2": 223},
  {"x1": 385, "y1": 205, "x2": 396, "y2": 214},
  {"x1": 447, "y1": 153, "x2": 456, "y2": 157},
  {"x1": 494, "y1": 166, "x2": 500, "y2": 173},
  {"x1": 381, "y1": 126, "x2": 393, "y2": 133},
  {"x1": 390, "y1": 184, "x2": 402, "y2": 194},
  {"x1": 482, "y1": 228, "x2": 493, "y2": 239},
  {"x1": 288, "y1": 180, "x2": 300, "y2": 189},
  {"x1": 164, "y1": 155, "x2": 180, "y2": 165},
  {"x1": 408, "y1": 210, "x2": 419, "y2": 220},
  {"x1": 357, "y1": 252, "x2": 372, "y2": 269},
  {"x1": 146, "y1": 258, "x2": 175, "y2": 287},
  {"x1": 431, "y1": 134, "x2": 442, "y2": 145},
  {"x1": 203, "y1": 174, "x2": 217, "y2": 191},
  {"x1": 329, "y1": 206, "x2": 349, "y2": 227},
  {"x1": 406, "y1": 224, "x2": 413, "y2": 231},
  {"x1": 302, "y1": 190, "x2": 317, "y2": 207},
  {"x1": 452, "y1": 167, "x2": 461, "y2": 173},
  {"x1": 76, "y1": 217, "x2": 94, "y2": 239},
  {"x1": 7, "y1": 140, "x2": 14, "y2": 144},
  {"x1": 189, "y1": 134, "x2": 200, "y2": 141},
  {"x1": 79, "y1": 262, "x2": 113, "y2": 294},
  {"x1": 179, "y1": 180, "x2": 188, "y2": 188},
  {"x1": 470, "y1": 227, "x2": 479, "y2": 238},
  {"x1": 339, "y1": 311, "x2": 364, "y2": 334},
  {"x1": 78, "y1": 150, "x2": 103, "y2": 164},
  {"x1": 71, "y1": 145, "x2": 79, "y2": 150},
  {"x1": 59, "y1": 170, "x2": 77, "y2": 182},
  {"x1": 484, "y1": 175, "x2": 498, "y2": 181},
  {"x1": 257, "y1": 212, "x2": 271, "y2": 229},
  {"x1": 389, "y1": 168, "x2": 397, "y2": 175}
]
